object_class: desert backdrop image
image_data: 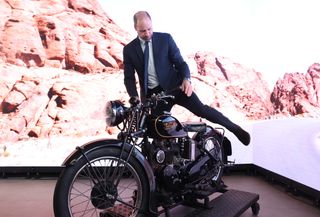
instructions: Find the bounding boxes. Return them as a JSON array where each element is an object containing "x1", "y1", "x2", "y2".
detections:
[{"x1": 0, "y1": 0, "x2": 320, "y2": 192}]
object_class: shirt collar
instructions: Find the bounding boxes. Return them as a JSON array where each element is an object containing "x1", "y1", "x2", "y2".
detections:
[{"x1": 138, "y1": 37, "x2": 151, "y2": 45}]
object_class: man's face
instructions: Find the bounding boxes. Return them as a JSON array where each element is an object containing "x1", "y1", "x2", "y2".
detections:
[{"x1": 135, "y1": 17, "x2": 153, "y2": 41}]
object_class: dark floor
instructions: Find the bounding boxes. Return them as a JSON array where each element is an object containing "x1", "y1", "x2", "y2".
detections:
[{"x1": 0, "y1": 174, "x2": 319, "y2": 217}]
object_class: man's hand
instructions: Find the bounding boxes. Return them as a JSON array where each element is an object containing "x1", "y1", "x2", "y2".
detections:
[
  {"x1": 129, "y1": 96, "x2": 140, "y2": 106},
  {"x1": 181, "y1": 78, "x2": 193, "y2": 97}
]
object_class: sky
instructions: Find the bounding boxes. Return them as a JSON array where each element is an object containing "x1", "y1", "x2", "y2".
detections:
[{"x1": 98, "y1": 0, "x2": 320, "y2": 88}]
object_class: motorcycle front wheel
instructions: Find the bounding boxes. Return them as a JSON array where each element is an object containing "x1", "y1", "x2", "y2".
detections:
[{"x1": 53, "y1": 147, "x2": 150, "y2": 217}]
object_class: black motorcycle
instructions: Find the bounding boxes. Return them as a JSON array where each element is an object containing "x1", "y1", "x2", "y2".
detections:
[{"x1": 53, "y1": 92, "x2": 232, "y2": 217}]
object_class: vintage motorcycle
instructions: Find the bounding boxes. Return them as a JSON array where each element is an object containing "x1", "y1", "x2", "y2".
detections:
[{"x1": 53, "y1": 91, "x2": 232, "y2": 217}]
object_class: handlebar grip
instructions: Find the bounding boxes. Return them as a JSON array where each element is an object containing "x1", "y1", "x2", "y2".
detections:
[{"x1": 129, "y1": 96, "x2": 140, "y2": 106}]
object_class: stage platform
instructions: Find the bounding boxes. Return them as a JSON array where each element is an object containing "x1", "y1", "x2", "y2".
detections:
[
  {"x1": 0, "y1": 174, "x2": 319, "y2": 217},
  {"x1": 184, "y1": 189, "x2": 259, "y2": 217}
]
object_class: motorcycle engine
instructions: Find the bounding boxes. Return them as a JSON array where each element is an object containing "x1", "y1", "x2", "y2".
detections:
[
  {"x1": 147, "y1": 138, "x2": 197, "y2": 191},
  {"x1": 149, "y1": 138, "x2": 194, "y2": 166},
  {"x1": 147, "y1": 137, "x2": 221, "y2": 192}
]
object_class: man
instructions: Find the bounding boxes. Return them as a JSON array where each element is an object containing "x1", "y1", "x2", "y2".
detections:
[{"x1": 123, "y1": 11, "x2": 250, "y2": 146}]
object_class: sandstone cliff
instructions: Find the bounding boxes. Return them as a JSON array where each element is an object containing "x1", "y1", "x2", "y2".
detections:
[
  {"x1": 271, "y1": 63, "x2": 320, "y2": 117},
  {"x1": 0, "y1": 0, "x2": 319, "y2": 146}
]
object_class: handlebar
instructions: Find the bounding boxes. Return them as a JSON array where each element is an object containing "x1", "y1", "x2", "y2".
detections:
[
  {"x1": 144, "y1": 92, "x2": 175, "y2": 108},
  {"x1": 129, "y1": 91, "x2": 175, "y2": 109},
  {"x1": 149, "y1": 91, "x2": 174, "y2": 101},
  {"x1": 106, "y1": 91, "x2": 175, "y2": 127}
]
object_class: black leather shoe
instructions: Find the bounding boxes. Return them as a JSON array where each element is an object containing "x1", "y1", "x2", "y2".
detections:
[{"x1": 234, "y1": 127, "x2": 251, "y2": 146}]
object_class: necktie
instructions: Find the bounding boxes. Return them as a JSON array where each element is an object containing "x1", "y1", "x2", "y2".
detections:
[{"x1": 144, "y1": 41, "x2": 149, "y2": 95}]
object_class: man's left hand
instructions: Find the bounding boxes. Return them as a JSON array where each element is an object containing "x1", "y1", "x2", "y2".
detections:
[{"x1": 181, "y1": 78, "x2": 193, "y2": 97}]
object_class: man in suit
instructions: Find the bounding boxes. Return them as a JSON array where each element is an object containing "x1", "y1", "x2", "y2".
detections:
[{"x1": 123, "y1": 11, "x2": 250, "y2": 146}]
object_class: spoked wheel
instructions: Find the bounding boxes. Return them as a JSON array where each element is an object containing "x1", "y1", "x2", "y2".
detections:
[{"x1": 53, "y1": 147, "x2": 150, "y2": 217}]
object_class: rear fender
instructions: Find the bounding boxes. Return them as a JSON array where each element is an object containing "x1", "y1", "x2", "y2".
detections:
[{"x1": 193, "y1": 126, "x2": 231, "y2": 163}]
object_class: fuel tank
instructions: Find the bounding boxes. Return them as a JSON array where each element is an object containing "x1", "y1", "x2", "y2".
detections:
[{"x1": 147, "y1": 114, "x2": 188, "y2": 139}]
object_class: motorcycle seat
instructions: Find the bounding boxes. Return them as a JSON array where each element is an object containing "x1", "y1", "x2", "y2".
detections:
[{"x1": 183, "y1": 122, "x2": 207, "y2": 132}]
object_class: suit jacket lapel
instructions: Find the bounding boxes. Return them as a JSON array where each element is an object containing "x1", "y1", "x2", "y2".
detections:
[{"x1": 133, "y1": 37, "x2": 144, "y2": 64}]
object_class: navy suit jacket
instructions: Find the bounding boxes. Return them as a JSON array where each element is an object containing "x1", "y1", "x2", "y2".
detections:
[{"x1": 123, "y1": 32, "x2": 190, "y2": 99}]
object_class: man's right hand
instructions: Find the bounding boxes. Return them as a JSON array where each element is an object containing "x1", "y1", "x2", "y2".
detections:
[{"x1": 181, "y1": 78, "x2": 193, "y2": 97}]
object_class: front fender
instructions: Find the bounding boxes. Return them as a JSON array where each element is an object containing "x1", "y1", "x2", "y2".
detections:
[
  {"x1": 61, "y1": 138, "x2": 158, "y2": 214},
  {"x1": 62, "y1": 138, "x2": 142, "y2": 165}
]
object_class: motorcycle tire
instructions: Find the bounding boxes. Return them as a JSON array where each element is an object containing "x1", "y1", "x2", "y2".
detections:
[{"x1": 53, "y1": 147, "x2": 150, "y2": 217}]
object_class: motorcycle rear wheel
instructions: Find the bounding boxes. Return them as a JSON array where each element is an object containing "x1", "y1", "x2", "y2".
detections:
[{"x1": 53, "y1": 147, "x2": 150, "y2": 217}]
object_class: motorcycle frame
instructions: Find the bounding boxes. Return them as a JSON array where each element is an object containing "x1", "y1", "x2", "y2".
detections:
[{"x1": 58, "y1": 93, "x2": 230, "y2": 216}]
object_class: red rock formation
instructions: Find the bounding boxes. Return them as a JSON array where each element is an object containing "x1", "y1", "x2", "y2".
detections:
[
  {"x1": 0, "y1": 0, "x2": 132, "y2": 143},
  {"x1": 0, "y1": 0, "x2": 130, "y2": 72},
  {"x1": 1, "y1": 0, "x2": 318, "y2": 147},
  {"x1": 271, "y1": 63, "x2": 320, "y2": 117},
  {"x1": 192, "y1": 51, "x2": 273, "y2": 120},
  {"x1": 0, "y1": 65, "x2": 128, "y2": 143}
]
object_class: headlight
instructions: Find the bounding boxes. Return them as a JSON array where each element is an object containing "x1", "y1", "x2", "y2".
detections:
[{"x1": 105, "y1": 100, "x2": 126, "y2": 126}]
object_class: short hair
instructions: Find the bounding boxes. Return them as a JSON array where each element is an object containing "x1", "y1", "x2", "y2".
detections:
[{"x1": 133, "y1": 11, "x2": 151, "y2": 27}]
